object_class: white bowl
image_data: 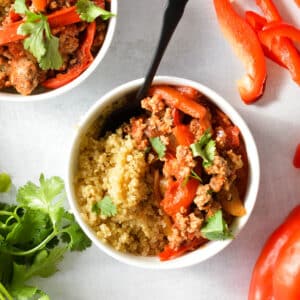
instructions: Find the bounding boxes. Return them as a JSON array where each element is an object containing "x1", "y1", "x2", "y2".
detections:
[
  {"x1": 0, "y1": 0, "x2": 117, "y2": 102},
  {"x1": 66, "y1": 76, "x2": 260, "y2": 269}
]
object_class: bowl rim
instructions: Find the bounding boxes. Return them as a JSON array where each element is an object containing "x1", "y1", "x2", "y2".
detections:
[
  {"x1": 66, "y1": 76, "x2": 260, "y2": 269},
  {"x1": 0, "y1": 0, "x2": 118, "y2": 102}
]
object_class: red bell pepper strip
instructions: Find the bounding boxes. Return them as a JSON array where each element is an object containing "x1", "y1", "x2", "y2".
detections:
[
  {"x1": 32, "y1": 0, "x2": 47, "y2": 12},
  {"x1": 149, "y1": 86, "x2": 211, "y2": 129},
  {"x1": 175, "y1": 85, "x2": 200, "y2": 101},
  {"x1": 248, "y1": 205, "x2": 300, "y2": 300},
  {"x1": 159, "y1": 238, "x2": 206, "y2": 261},
  {"x1": 255, "y1": 0, "x2": 281, "y2": 22},
  {"x1": 272, "y1": 230, "x2": 300, "y2": 300},
  {"x1": 160, "y1": 178, "x2": 199, "y2": 216},
  {"x1": 173, "y1": 125, "x2": 194, "y2": 147},
  {"x1": 172, "y1": 109, "x2": 183, "y2": 126},
  {"x1": 245, "y1": 11, "x2": 267, "y2": 32},
  {"x1": 296, "y1": 0, "x2": 300, "y2": 7},
  {"x1": 42, "y1": 21, "x2": 96, "y2": 89},
  {"x1": 293, "y1": 144, "x2": 300, "y2": 168},
  {"x1": 213, "y1": 0, "x2": 266, "y2": 104}
]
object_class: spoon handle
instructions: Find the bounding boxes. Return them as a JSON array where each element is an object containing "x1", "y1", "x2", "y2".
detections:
[{"x1": 136, "y1": 0, "x2": 189, "y2": 101}]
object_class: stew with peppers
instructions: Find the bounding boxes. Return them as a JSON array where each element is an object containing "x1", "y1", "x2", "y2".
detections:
[
  {"x1": 0, "y1": 0, "x2": 114, "y2": 95},
  {"x1": 127, "y1": 85, "x2": 249, "y2": 260}
]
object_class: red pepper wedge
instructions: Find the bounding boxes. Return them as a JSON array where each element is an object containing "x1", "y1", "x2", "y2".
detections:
[
  {"x1": 159, "y1": 238, "x2": 206, "y2": 261},
  {"x1": 149, "y1": 85, "x2": 211, "y2": 129},
  {"x1": 256, "y1": 0, "x2": 281, "y2": 22},
  {"x1": 293, "y1": 144, "x2": 300, "y2": 168},
  {"x1": 42, "y1": 21, "x2": 96, "y2": 89},
  {"x1": 173, "y1": 125, "x2": 194, "y2": 147},
  {"x1": 245, "y1": 11, "x2": 267, "y2": 32},
  {"x1": 32, "y1": 0, "x2": 47, "y2": 12},
  {"x1": 272, "y1": 230, "x2": 300, "y2": 300},
  {"x1": 174, "y1": 85, "x2": 200, "y2": 101},
  {"x1": 213, "y1": 0, "x2": 266, "y2": 104},
  {"x1": 160, "y1": 178, "x2": 199, "y2": 216},
  {"x1": 248, "y1": 205, "x2": 300, "y2": 300},
  {"x1": 256, "y1": 0, "x2": 300, "y2": 85}
]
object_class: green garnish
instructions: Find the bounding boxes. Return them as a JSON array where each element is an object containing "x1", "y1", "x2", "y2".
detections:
[
  {"x1": 0, "y1": 173, "x2": 11, "y2": 193},
  {"x1": 14, "y1": 0, "x2": 63, "y2": 70},
  {"x1": 92, "y1": 195, "x2": 117, "y2": 217},
  {"x1": 201, "y1": 210, "x2": 233, "y2": 240},
  {"x1": 190, "y1": 170, "x2": 202, "y2": 182},
  {"x1": 149, "y1": 137, "x2": 166, "y2": 160},
  {"x1": 190, "y1": 129, "x2": 216, "y2": 167},
  {"x1": 76, "y1": 0, "x2": 115, "y2": 22},
  {"x1": 0, "y1": 174, "x2": 91, "y2": 299}
]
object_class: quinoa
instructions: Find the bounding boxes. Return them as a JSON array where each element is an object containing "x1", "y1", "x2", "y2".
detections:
[{"x1": 75, "y1": 128, "x2": 169, "y2": 256}]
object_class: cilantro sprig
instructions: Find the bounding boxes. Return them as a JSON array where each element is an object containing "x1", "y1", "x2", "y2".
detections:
[
  {"x1": 0, "y1": 174, "x2": 91, "y2": 299},
  {"x1": 92, "y1": 195, "x2": 117, "y2": 217},
  {"x1": 201, "y1": 210, "x2": 233, "y2": 240},
  {"x1": 149, "y1": 137, "x2": 166, "y2": 160},
  {"x1": 76, "y1": 0, "x2": 115, "y2": 22},
  {"x1": 14, "y1": 0, "x2": 63, "y2": 70},
  {"x1": 190, "y1": 129, "x2": 216, "y2": 167}
]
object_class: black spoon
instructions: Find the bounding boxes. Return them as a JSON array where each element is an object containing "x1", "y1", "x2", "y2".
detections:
[{"x1": 100, "y1": 0, "x2": 189, "y2": 135}]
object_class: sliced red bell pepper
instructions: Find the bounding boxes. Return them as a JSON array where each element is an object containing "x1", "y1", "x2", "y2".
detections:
[
  {"x1": 32, "y1": 0, "x2": 47, "y2": 12},
  {"x1": 159, "y1": 238, "x2": 205, "y2": 261},
  {"x1": 259, "y1": 23, "x2": 300, "y2": 84},
  {"x1": 172, "y1": 108, "x2": 183, "y2": 127},
  {"x1": 173, "y1": 125, "x2": 194, "y2": 147},
  {"x1": 160, "y1": 178, "x2": 199, "y2": 216},
  {"x1": 248, "y1": 205, "x2": 300, "y2": 300},
  {"x1": 245, "y1": 11, "x2": 267, "y2": 32},
  {"x1": 293, "y1": 144, "x2": 300, "y2": 168},
  {"x1": 255, "y1": 0, "x2": 300, "y2": 85},
  {"x1": 213, "y1": 0, "x2": 266, "y2": 104},
  {"x1": 42, "y1": 21, "x2": 96, "y2": 89},
  {"x1": 255, "y1": 0, "x2": 281, "y2": 22},
  {"x1": 272, "y1": 230, "x2": 300, "y2": 300},
  {"x1": 149, "y1": 86, "x2": 211, "y2": 129},
  {"x1": 175, "y1": 85, "x2": 200, "y2": 101},
  {"x1": 296, "y1": 0, "x2": 300, "y2": 7}
]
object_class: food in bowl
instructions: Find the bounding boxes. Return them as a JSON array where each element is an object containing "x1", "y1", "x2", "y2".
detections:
[
  {"x1": 0, "y1": 0, "x2": 114, "y2": 95},
  {"x1": 74, "y1": 84, "x2": 249, "y2": 260}
]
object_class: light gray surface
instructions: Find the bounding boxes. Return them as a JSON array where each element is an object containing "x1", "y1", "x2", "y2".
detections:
[{"x1": 1, "y1": 1, "x2": 300, "y2": 299}]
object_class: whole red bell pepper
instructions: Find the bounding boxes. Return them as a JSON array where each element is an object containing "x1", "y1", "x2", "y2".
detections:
[
  {"x1": 213, "y1": 0, "x2": 266, "y2": 104},
  {"x1": 248, "y1": 205, "x2": 300, "y2": 300},
  {"x1": 293, "y1": 144, "x2": 300, "y2": 168}
]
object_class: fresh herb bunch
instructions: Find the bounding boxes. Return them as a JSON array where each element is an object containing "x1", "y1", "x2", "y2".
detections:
[{"x1": 0, "y1": 174, "x2": 91, "y2": 299}]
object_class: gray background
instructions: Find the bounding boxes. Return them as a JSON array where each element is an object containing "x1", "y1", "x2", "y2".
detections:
[{"x1": 1, "y1": 0, "x2": 300, "y2": 299}]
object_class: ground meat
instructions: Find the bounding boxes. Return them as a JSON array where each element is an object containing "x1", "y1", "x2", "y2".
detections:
[
  {"x1": 209, "y1": 175, "x2": 226, "y2": 192},
  {"x1": 168, "y1": 211, "x2": 203, "y2": 249},
  {"x1": 227, "y1": 150, "x2": 243, "y2": 171},
  {"x1": 215, "y1": 126, "x2": 227, "y2": 149},
  {"x1": 205, "y1": 155, "x2": 230, "y2": 177},
  {"x1": 91, "y1": 21, "x2": 107, "y2": 53},
  {"x1": 0, "y1": 57, "x2": 9, "y2": 88},
  {"x1": 129, "y1": 117, "x2": 148, "y2": 150},
  {"x1": 58, "y1": 25, "x2": 80, "y2": 55},
  {"x1": 9, "y1": 57, "x2": 39, "y2": 95},
  {"x1": 141, "y1": 95, "x2": 165, "y2": 114},
  {"x1": 189, "y1": 118, "x2": 206, "y2": 141},
  {"x1": 176, "y1": 145, "x2": 196, "y2": 178},
  {"x1": 145, "y1": 107, "x2": 173, "y2": 137},
  {"x1": 194, "y1": 184, "x2": 212, "y2": 210}
]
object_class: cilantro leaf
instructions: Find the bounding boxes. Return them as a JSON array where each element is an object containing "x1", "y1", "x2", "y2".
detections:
[
  {"x1": 76, "y1": 0, "x2": 115, "y2": 22},
  {"x1": 92, "y1": 195, "x2": 117, "y2": 217},
  {"x1": 39, "y1": 35, "x2": 63, "y2": 70},
  {"x1": 0, "y1": 173, "x2": 12, "y2": 193},
  {"x1": 201, "y1": 210, "x2": 233, "y2": 240},
  {"x1": 17, "y1": 10, "x2": 63, "y2": 70},
  {"x1": 60, "y1": 211, "x2": 92, "y2": 251},
  {"x1": 190, "y1": 130, "x2": 216, "y2": 167},
  {"x1": 14, "y1": 0, "x2": 29, "y2": 15},
  {"x1": 16, "y1": 174, "x2": 64, "y2": 212},
  {"x1": 149, "y1": 137, "x2": 166, "y2": 159}
]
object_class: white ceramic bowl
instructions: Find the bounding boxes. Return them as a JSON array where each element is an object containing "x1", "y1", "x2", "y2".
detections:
[
  {"x1": 0, "y1": 0, "x2": 117, "y2": 102},
  {"x1": 66, "y1": 76, "x2": 260, "y2": 269}
]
